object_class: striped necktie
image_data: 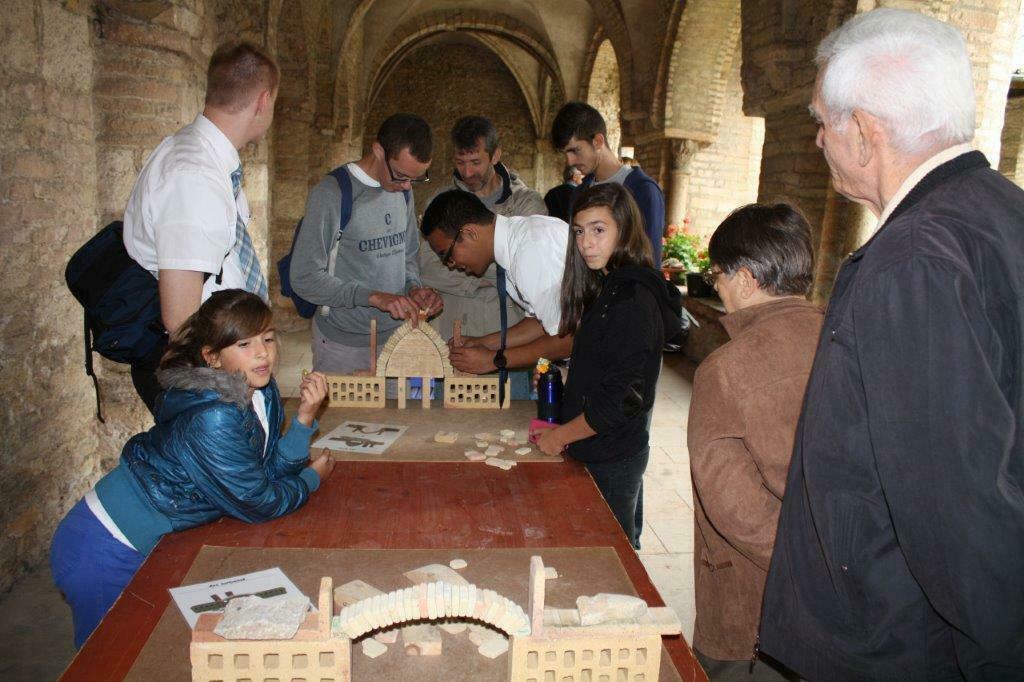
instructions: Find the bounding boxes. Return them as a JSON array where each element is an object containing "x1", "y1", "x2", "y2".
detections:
[{"x1": 230, "y1": 165, "x2": 269, "y2": 302}]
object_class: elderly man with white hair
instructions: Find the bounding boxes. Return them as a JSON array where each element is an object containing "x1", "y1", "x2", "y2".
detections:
[{"x1": 759, "y1": 8, "x2": 1024, "y2": 681}]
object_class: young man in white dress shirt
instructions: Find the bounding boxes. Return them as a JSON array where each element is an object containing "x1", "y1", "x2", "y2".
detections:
[
  {"x1": 122, "y1": 42, "x2": 278, "y2": 412},
  {"x1": 420, "y1": 189, "x2": 573, "y2": 375}
]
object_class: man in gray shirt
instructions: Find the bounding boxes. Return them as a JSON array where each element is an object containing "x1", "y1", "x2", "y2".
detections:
[{"x1": 291, "y1": 113, "x2": 442, "y2": 373}]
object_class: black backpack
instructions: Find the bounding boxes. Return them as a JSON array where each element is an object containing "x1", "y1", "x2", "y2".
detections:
[{"x1": 65, "y1": 221, "x2": 221, "y2": 421}]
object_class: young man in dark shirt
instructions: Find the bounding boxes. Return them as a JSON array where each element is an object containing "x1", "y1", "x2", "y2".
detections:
[{"x1": 551, "y1": 101, "x2": 666, "y2": 264}]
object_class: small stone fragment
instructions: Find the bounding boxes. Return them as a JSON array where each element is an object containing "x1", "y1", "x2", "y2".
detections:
[
  {"x1": 484, "y1": 445, "x2": 504, "y2": 457},
  {"x1": 402, "y1": 623, "x2": 443, "y2": 656},
  {"x1": 213, "y1": 596, "x2": 309, "y2": 640},
  {"x1": 485, "y1": 457, "x2": 514, "y2": 471},
  {"x1": 464, "y1": 450, "x2": 487, "y2": 462},
  {"x1": 475, "y1": 441, "x2": 488, "y2": 449},
  {"x1": 474, "y1": 432, "x2": 493, "y2": 441},
  {"x1": 374, "y1": 629, "x2": 399, "y2": 644},
  {"x1": 507, "y1": 440, "x2": 520, "y2": 447},
  {"x1": 514, "y1": 447, "x2": 532, "y2": 456},
  {"x1": 449, "y1": 558, "x2": 468, "y2": 570},
  {"x1": 468, "y1": 623, "x2": 503, "y2": 646},
  {"x1": 576, "y1": 593, "x2": 648, "y2": 626},
  {"x1": 477, "y1": 637, "x2": 510, "y2": 659},
  {"x1": 434, "y1": 431, "x2": 459, "y2": 444},
  {"x1": 361, "y1": 637, "x2": 388, "y2": 658},
  {"x1": 499, "y1": 429, "x2": 516, "y2": 438}
]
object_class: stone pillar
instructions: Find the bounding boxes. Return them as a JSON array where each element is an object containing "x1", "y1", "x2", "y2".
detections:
[
  {"x1": 666, "y1": 138, "x2": 706, "y2": 226},
  {"x1": 533, "y1": 138, "x2": 551, "y2": 193},
  {"x1": 812, "y1": 183, "x2": 874, "y2": 303},
  {"x1": 999, "y1": 96, "x2": 1024, "y2": 187}
]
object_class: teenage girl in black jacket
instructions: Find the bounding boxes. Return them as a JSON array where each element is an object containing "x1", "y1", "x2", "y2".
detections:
[{"x1": 534, "y1": 183, "x2": 682, "y2": 548}]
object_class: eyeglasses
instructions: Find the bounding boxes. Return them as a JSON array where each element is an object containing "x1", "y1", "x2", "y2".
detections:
[
  {"x1": 439, "y1": 228, "x2": 463, "y2": 266},
  {"x1": 702, "y1": 267, "x2": 724, "y2": 287},
  {"x1": 385, "y1": 157, "x2": 430, "y2": 185}
]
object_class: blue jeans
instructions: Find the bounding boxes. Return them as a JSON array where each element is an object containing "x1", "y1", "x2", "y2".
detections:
[
  {"x1": 585, "y1": 446, "x2": 650, "y2": 550},
  {"x1": 50, "y1": 499, "x2": 145, "y2": 648}
]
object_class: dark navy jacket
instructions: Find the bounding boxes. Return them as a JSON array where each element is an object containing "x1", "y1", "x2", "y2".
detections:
[
  {"x1": 760, "y1": 152, "x2": 1024, "y2": 681},
  {"x1": 580, "y1": 167, "x2": 666, "y2": 265}
]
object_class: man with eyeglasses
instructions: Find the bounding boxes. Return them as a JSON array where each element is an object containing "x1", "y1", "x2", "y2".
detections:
[
  {"x1": 418, "y1": 116, "x2": 546, "y2": 342},
  {"x1": 420, "y1": 189, "x2": 572, "y2": 377},
  {"x1": 291, "y1": 113, "x2": 443, "y2": 374}
]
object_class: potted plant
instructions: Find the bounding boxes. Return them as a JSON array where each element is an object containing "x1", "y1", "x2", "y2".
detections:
[{"x1": 661, "y1": 223, "x2": 715, "y2": 297}]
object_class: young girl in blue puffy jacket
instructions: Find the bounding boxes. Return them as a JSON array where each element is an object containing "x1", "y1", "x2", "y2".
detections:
[{"x1": 50, "y1": 290, "x2": 335, "y2": 647}]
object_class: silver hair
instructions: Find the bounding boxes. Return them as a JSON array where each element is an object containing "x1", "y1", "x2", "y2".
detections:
[{"x1": 815, "y1": 8, "x2": 975, "y2": 154}]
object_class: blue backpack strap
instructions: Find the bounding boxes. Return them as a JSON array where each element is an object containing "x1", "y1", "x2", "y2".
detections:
[{"x1": 329, "y1": 165, "x2": 354, "y2": 237}]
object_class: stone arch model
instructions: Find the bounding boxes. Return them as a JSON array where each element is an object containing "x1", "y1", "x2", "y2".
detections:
[
  {"x1": 323, "y1": 319, "x2": 510, "y2": 410},
  {"x1": 376, "y1": 319, "x2": 454, "y2": 379},
  {"x1": 335, "y1": 581, "x2": 530, "y2": 641},
  {"x1": 190, "y1": 556, "x2": 683, "y2": 681}
]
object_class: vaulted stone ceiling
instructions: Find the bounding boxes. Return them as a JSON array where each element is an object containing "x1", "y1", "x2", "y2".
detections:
[{"x1": 256, "y1": 0, "x2": 678, "y2": 148}]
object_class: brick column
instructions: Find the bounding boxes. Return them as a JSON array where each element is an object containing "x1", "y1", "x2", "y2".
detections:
[
  {"x1": 666, "y1": 137, "x2": 707, "y2": 226},
  {"x1": 999, "y1": 95, "x2": 1024, "y2": 186},
  {"x1": 812, "y1": 184, "x2": 874, "y2": 302}
]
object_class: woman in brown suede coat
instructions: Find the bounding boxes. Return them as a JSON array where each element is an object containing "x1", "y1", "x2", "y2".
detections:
[{"x1": 688, "y1": 204, "x2": 822, "y2": 681}]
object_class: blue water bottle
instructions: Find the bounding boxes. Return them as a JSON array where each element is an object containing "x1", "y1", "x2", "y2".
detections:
[{"x1": 536, "y1": 358, "x2": 562, "y2": 423}]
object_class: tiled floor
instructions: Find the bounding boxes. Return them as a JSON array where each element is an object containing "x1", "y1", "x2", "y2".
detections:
[{"x1": 0, "y1": 328, "x2": 698, "y2": 679}]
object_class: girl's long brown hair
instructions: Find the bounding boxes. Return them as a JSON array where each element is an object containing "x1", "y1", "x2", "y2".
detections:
[
  {"x1": 558, "y1": 183, "x2": 653, "y2": 336},
  {"x1": 159, "y1": 289, "x2": 273, "y2": 370}
]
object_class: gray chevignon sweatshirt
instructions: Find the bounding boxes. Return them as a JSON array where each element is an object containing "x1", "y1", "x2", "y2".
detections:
[{"x1": 290, "y1": 163, "x2": 422, "y2": 346}]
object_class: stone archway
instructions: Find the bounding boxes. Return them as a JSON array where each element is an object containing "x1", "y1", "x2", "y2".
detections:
[
  {"x1": 661, "y1": 0, "x2": 763, "y2": 237},
  {"x1": 363, "y1": 34, "x2": 560, "y2": 207},
  {"x1": 586, "y1": 40, "x2": 622, "y2": 157}
]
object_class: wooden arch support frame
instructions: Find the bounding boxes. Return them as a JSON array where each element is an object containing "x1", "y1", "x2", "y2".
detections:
[{"x1": 334, "y1": 581, "x2": 530, "y2": 641}]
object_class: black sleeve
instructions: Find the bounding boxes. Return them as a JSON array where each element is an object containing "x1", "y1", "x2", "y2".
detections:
[{"x1": 581, "y1": 289, "x2": 660, "y2": 433}]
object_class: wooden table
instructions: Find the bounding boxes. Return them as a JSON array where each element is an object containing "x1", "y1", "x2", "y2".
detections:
[{"x1": 61, "y1": 410, "x2": 705, "y2": 681}]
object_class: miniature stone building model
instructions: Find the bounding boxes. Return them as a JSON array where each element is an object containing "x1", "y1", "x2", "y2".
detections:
[
  {"x1": 326, "y1": 376, "x2": 385, "y2": 409},
  {"x1": 325, "y1": 319, "x2": 510, "y2": 409},
  {"x1": 191, "y1": 577, "x2": 351, "y2": 682},
  {"x1": 190, "y1": 556, "x2": 682, "y2": 682},
  {"x1": 508, "y1": 557, "x2": 681, "y2": 681}
]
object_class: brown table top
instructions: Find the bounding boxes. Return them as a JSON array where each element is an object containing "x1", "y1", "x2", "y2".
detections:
[{"x1": 61, "y1": 414, "x2": 705, "y2": 681}]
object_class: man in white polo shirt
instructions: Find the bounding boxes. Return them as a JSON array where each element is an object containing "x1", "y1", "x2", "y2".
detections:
[
  {"x1": 122, "y1": 42, "x2": 278, "y2": 412},
  {"x1": 419, "y1": 189, "x2": 572, "y2": 376}
]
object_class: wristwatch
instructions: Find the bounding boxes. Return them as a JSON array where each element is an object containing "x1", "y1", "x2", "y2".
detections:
[{"x1": 493, "y1": 350, "x2": 508, "y2": 370}]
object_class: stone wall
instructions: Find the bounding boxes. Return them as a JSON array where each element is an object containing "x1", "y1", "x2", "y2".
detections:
[
  {"x1": 683, "y1": 53, "x2": 764, "y2": 239},
  {"x1": 91, "y1": 0, "x2": 217, "y2": 460},
  {"x1": 268, "y1": 0, "x2": 317, "y2": 331},
  {"x1": 363, "y1": 40, "x2": 561, "y2": 212},
  {"x1": 0, "y1": 0, "x2": 257, "y2": 591},
  {"x1": 0, "y1": 0, "x2": 103, "y2": 592}
]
